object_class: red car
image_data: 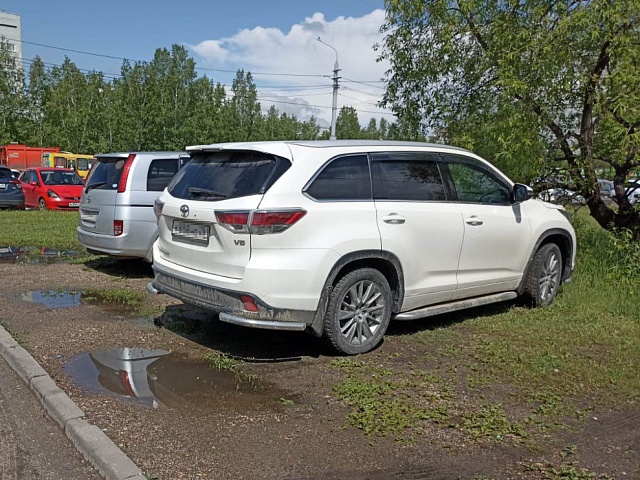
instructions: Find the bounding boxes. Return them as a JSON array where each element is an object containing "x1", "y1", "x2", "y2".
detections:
[{"x1": 20, "y1": 168, "x2": 84, "y2": 210}]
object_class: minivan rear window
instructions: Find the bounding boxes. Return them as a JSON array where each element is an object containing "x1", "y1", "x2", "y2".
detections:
[
  {"x1": 84, "y1": 158, "x2": 126, "y2": 190},
  {"x1": 168, "y1": 151, "x2": 290, "y2": 201}
]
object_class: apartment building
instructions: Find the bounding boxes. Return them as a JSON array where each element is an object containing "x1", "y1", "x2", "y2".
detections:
[{"x1": 0, "y1": 11, "x2": 22, "y2": 69}]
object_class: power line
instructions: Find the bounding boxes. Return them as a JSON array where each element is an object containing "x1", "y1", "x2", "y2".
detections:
[
  {"x1": 339, "y1": 91, "x2": 381, "y2": 107},
  {"x1": 342, "y1": 76, "x2": 386, "y2": 90},
  {"x1": 19, "y1": 39, "x2": 388, "y2": 84},
  {"x1": 342, "y1": 85, "x2": 383, "y2": 99},
  {"x1": 19, "y1": 54, "x2": 394, "y2": 119},
  {"x1": 18, "y1": 39, "x2": 327, "y2": 79}
]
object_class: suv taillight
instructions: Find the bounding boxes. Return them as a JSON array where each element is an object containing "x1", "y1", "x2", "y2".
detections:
[
  {"x1": 215, "y1": 211, "x2": 251, "y2": 234},
  {"x1": 9, "y1": 180, "x2": 21, "y2": 189},
  {"x1": 117, "y1": 154, "x2": 136, "y2": 193},
  {"x1": 215, "y1": 209, "x2": 306, "y2": 235},
  {"x1": 114, "y1": 220, "x2": 123, "y2": 236}
]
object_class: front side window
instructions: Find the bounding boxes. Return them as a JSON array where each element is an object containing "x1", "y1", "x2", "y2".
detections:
[
  {"x1": 305, "y1": 155, "x2": 371, "y2": 201},
  {"x1": 168, "y1": 151, "x2": 289, "y2": 201},
  {"x1": 446, "y1": 159, "x2": 510, "y2": 204},
  {"x1": 147, "y1": 159, "x2": 180, "y2": 192},
  {"x1": 371, "y1": 154, "x2": 446, "y2": 201},
  {"x1": 20, "y1": 171, "x2": 33, "y2": 183}
]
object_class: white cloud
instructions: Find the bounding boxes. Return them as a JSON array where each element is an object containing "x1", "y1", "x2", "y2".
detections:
[{"x1": 188, "y1": 9, "x2": 393, "y2": 128}]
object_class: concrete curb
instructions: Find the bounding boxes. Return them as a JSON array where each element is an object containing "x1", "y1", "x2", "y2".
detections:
[{"x1": 0, "y1": 325, "x2": 146, "y2": 480}]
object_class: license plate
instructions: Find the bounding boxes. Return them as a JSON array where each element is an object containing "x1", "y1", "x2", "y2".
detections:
[
  {"x1": 172, "y1": 220, "x2": 210, "y2": 245},
  {"x1": 0, "y1": 183, "x2": 6, "y2": 190},
  {"x1": 69, "y1": 202, "x2": 80, "y2": 207}
]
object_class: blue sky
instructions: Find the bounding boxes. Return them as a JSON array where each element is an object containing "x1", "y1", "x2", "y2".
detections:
[{"x1": 2, "y1": 0, "x2": 390, "y2": 127}]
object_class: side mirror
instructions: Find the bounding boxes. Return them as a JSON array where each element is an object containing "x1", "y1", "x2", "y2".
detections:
[
  {"x1": 511, "y1": 183, "x2": 530, "y2": 203},
  {"x1": 29, "y1": 180, "x2": 38, "y2": 186}
]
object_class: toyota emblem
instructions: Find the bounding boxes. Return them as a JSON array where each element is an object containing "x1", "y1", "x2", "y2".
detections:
[{"x1": 180, "y1": 205, "x2": 190, "y2": 218}]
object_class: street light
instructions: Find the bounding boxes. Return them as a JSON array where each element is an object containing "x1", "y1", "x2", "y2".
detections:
[{"x1": 317, "y1": 37, "x2": 340, "y2": 141}]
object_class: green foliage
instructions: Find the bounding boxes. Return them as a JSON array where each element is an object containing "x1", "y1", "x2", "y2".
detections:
[
  {"x1": 205, "y1": 353, "x2": 240, "y2": 372},
  {"x1": 607, "y1": 227, "x2": 640, "y2": 293},
  {"x1": 0, "y1": 43, "x2": 410, "y2": 154},
  {"x1": 333, "y1": 377, "x2": 421, "y2": 437},
  {"x1": 461, "y1": 404, "x2": 528, "y2": 444},
  {"x1": 82, "y1": 289, "x2": 145, "y2": 307},
  {"x1": 379, "y1": 0, "x2": 640, "y2": 230}
]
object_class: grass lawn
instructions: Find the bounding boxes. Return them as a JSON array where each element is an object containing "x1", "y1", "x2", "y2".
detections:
[{"x1": 0, "y1": 210, "x2": 83, "y2": 251}]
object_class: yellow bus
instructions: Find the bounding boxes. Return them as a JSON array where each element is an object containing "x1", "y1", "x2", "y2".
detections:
[{"x1": 41, "y1": 152, "x2": 95, "y2": 180}]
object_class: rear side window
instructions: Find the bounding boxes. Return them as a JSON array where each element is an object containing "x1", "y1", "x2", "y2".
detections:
[
  {"x1": 371, "y1": 156, "x2": 445, "y2": 201},
  {"x1": 305, "y1": 155, "x2": 371, "y2": 200},
  {"x1": 147, "y1": 159, "x2": 179, "y2": 192},
  {"x1": 85, "y1": 158, "x2": 126, "y2": 190},
  {"x1": 168, "y1": 151, "x2": 289, "y2": 201},
  {"x1": 0, "y1": 168, "x2": 11, "y2": 179}
]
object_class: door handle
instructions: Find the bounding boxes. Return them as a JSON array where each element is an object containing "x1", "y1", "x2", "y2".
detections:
[
  {"x1": 383, "y1": 214, "x2": 406, "y2": 225},
  {"x1": 465, "y1": 216, "x2": 484, "y2": 226}
]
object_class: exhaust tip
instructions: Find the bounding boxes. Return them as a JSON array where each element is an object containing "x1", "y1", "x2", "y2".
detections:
[{"x1": 146, "y1": 282, "x2": 160, "y2": 295}]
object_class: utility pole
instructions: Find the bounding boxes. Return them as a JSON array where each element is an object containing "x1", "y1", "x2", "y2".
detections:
[{"x1": 317, "y1": 37, "x2": 340, "y2": 141}]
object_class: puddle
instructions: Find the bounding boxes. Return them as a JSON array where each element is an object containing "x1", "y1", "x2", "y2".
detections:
[
  {"x1": 21, "y1": 290, "x2": 143, "y2": 315},
  {"x1": 21, "y1": 290, "x2": 82, "y2": 308},
  {"x1": 63, "y1": 348, "x2": 295, "y2": 413},
  {"x1": 0, "y1": 246, "x2": 78, "y2": 264}
]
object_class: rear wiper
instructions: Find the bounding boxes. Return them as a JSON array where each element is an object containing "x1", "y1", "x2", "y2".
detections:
[
  {"x1": 189, "y1": 187, "x2": 227, "y2": 200},
  {"x1": 85, "y1": 182, "x2": 106, "y2": 193}
]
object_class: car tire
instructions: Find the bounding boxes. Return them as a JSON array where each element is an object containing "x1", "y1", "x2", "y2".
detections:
[
  {"x1": 38, "y1": 198, "x2": 46, "y2": 210},
  {"x1": 323, "y1": 268, "x2": 392, "y2": 355},
  {"x1": 522, "y1": 243, "x2": 562, "y2": 307}
]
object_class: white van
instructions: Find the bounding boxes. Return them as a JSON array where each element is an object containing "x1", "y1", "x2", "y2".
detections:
[{"x1": 77, "y1": 151, "x2": 185, "y2": 261}]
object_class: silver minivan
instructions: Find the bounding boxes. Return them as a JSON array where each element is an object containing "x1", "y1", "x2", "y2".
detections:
[{"x1": 77, "y1": 151, "x2": 185, "y2": 261}]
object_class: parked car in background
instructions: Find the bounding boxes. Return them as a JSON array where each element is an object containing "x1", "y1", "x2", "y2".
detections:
[
  {"x1": 0, "y1": 166, "x2": 24, "y2": 209},
  {"x1": 77, "y1": 151, "x2": 185, "y2": 262},
  {"x1": 19, "y1": 167, "x2": 83, "y2": 210},
  {"x1": 597, "y1": 179, "x2": 614, "y2": 202},
  {"x1": 539, "y1": 187, "x2": 586, "y2": 205},
  {"x1": 610, "y1": 181, "x2": 640, "y2": 205},
  {"x1": 149, "y1": 140, "x2": 576, "y2": 355}
]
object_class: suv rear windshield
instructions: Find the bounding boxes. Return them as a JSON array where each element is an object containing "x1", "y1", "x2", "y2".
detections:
[
  {"x1": 85, "y1": 157, "x2": 127, "y2": 190},
  {"x1": 168, "y1": 151, "x2": 290, "y2": 201}
]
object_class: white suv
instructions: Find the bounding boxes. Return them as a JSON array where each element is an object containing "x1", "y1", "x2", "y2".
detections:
[{"x1": 149, "y1": 141, "x2": 576, "y2": 355}]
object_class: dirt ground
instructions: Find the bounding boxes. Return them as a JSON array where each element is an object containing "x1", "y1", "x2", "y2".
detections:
[{"x1": 0, "y1": 259, "x2": 637, "y2": 480}]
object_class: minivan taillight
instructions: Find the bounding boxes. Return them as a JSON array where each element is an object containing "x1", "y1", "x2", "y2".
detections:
[
  {"x1": 153, "y1": 198, "x2": 164, "y2": 219},
  {"x1": 117, "y1": 154, "x2": 136, "y2": 193},
  {"x1": 215, "y1": 209, "x2": 306, "y2": 235},
  {"x1": 114, "y1": 220, "x2": 123, "y2": 236}
]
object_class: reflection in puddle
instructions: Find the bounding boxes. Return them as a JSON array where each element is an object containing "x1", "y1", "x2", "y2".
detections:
[
  {"x1": 21, "y1": 290, "x2": 82, "y2": 308},
  {"x1": 63, "y1": 348, "x2": 293, "y2": 412},
  {"x1": 0, "y1": 246, "x2": 78, "y2": 264},
  {"x1": 21, "y1": 290, "x2": 141, "y2": 315}
]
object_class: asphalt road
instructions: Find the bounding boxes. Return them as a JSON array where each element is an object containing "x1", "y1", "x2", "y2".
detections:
[{"x1": 0, "y1": 357, "x2": 100, "y2": 480}]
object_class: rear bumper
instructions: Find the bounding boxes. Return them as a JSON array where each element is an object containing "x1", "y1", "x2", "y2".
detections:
[
  {"x1": 150, "y1": 265, "x2": 315, "y2": 330},
  {"x1": 0, "y1": 198, "x2": 24, "y2": 208},
  {"x1": 77, "y1": 227, "x2": 155, "y2": 260}
]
